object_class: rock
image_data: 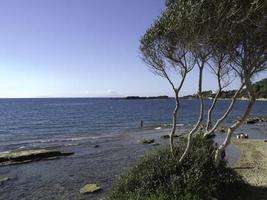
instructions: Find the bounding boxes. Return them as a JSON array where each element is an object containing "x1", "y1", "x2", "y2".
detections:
[
  {"x1": 264, "y1": 139, "x2": 267, "y2": 142},
  {"x1": 217, "y1": 127, "x2": 226, "y2": 133},
  {"x1": 138, "y1": 139, "x2": 155, "y2": 144},
  {"x1": 0, "y1": 149, "x2": 74, "y2": 166},
  {"x1": 80, "y1": 184, "x2": 101, "y2": 194},
  {"x1": 246, "y1": 118, "x2": 259, "y2": 124},
  {"x1": 152, "y1": 143, "x2": 160, "y2": 146},
  {"x1": 160, "y1": 134, "x2": 179, "y2": 139},
  {"x1": 161, "y1": 135, "x2": 170, "y2": 139},
  {"x1": 260, "y1": 117, "x2": 267, "y2": 122}
]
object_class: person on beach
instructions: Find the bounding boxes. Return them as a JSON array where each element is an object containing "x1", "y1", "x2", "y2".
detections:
[{"x1": 140, "y1": 120, "x2": 143, "y2": 128}]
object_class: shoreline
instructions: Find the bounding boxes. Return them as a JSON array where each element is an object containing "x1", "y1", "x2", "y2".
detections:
[
  {"x1": 0, "y1": 127, "x2": 174, "y2": 200},
  {"x1": 181, "y1": 97, "x2": 267, "y2": 101},
  {"x1": 233, "y1": 139, "x2": 267, "y2": 187},
  {"x1": 1, "y1": 124, "x2": 266, "y2": 200}
]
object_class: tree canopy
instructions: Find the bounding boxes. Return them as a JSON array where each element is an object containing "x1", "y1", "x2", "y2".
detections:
[{"x1": 140, "y1": 0, "x2": 267, "y2": 164}]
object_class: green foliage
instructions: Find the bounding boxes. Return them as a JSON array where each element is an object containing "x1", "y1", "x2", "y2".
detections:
[
  {"x1": 140, "y1": 0, "x2": 266, "y2": 81},
  {"x1": 104, "y1": 136, "x2": 247, "y2": 200},
  {"x1": 183, "y1": 78, "x2": 267, "y2": 99},
  {"x1": 252, "y1": 78, "x2": 267, "y2": 98}
]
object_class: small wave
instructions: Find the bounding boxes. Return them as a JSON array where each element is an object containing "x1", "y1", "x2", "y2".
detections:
[
  {"x1": 3, "y1": 134, "x2": 114, "y2": 148},
  {"x1": 160, "y1": 123, "x2": 184, "y2": 128},
  {"x1": 47, "y1": 102, "x2": 94, "y2": 106},
  {"x1": 90, "y1": 133, "x2": 119, "y2": 139},
  {"x1": 0, "y1": 150, "x2": 11, "y2": 155},
  {"x1": 39, "y1": 139, "x2": 58, "y2": 143},
  {"x1": 65, "y1": 136, "x2": 92, "y2": 141},
  {"x1": 64, "y1": 143, "x2": 79, "y2": 147}
]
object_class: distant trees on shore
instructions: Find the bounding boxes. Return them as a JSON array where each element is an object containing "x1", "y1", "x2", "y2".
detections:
[
  {"x1": 182, "y1": 78, "x2": 267, "y2": 99},
  {"x1": 140, "y1": 0, "x2": 266, "y2": 165}
]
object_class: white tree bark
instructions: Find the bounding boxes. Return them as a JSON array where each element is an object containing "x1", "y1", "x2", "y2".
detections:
[
  {"x1": 203, "y1": 83, "x2": 245, "y2": 138},
  {"x1": 169, "y1": 73, "x2": 187, "y2": 153},
  {"x1": 214, "y1": 78, "x2": 255, "y2": 166},
  {"x1": 206, "y1": 88, "x2": 221, "y2": 132},
  {"x1": 179, "y1": 64, "x2": 204, "y2": 162},
  {"x1": 170, "y1": 91, "x2": 179, "y2": 152},
  {"x1": 206, "y1": 69, "x2": 222, "y2": 131}
]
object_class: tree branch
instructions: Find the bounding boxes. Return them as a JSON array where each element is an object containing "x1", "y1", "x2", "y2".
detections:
[{"x1": 203, "y1": 82, "x2": 245, "y2": 138}]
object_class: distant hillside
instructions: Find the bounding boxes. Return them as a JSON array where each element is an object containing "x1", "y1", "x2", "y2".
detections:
[
  {"x1": 182, "y1": 78, "x2": 267, "y2": 99},
  {"x1": 249, "y1": 78, "x2": 267, "y2": 98}
]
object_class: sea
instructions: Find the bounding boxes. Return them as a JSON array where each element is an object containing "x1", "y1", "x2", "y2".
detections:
[{"x1": 0, "y1": 98, "x2": 266, "y2": 200}]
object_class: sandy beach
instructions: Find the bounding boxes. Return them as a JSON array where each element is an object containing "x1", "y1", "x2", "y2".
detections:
[{"x1": 233, "y1": 139, "x2": 267, "y2": 187}]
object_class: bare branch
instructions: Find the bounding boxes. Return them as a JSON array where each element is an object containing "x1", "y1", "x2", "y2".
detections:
[{"x1": 203, "y1": 82, "x2": 245, "y2": 138}]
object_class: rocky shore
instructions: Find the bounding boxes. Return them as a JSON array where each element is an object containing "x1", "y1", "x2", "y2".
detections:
[
  {"x1": 0, "y1": 149, "x2": 74, "y2": 166},
  {"x1": 245, "y1": 116, "x2": 267, "y2": 124},
  {"x1": 0, "y1": 121, "x2": 266, "y2": 200}
]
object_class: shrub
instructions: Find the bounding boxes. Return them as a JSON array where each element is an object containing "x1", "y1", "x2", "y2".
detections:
[{"x1": 104, "y1": 135, "x2": 248, "y2": 200}]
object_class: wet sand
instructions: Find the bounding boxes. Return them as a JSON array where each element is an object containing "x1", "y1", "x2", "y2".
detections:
[{"x1": 233, "y1": 139, "x2": 267, "y2": 187}]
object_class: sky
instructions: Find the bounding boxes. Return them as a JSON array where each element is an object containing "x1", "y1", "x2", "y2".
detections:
[{"x1": 0, "y1": 0, "x2": 265, "y2": 98}]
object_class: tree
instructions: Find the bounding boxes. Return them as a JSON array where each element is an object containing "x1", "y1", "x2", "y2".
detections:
[
  {"x1": 200, "y1": 0, "x2": 267, "y2": 165},
  {"x1": 140, "y1": 10, "x2": 195, "y2": 152},
  {"x1": 141, "y1": 0, "x2": 266, "y2": 165},
  {"x1": 205, "y1": 52, "x2": 234, "y2": 131}
]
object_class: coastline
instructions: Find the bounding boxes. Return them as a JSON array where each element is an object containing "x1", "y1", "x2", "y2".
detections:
[
  {"x1": 181, "y1": 97, "x2": 267, "y2": 101},
  {"x1": 0, "y1": 127, "x2": 174, "y2": 200},
  {"x1": 1, "y1": 117, "x2": 266, "y2": 199},
  {"x1": 233, "y1": 139, "x2": 267, "y2": 187}
]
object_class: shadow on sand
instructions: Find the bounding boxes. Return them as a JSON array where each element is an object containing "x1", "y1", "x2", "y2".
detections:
[{"x1": 236, "y1": 184, "x2": 267, "y2": 200}]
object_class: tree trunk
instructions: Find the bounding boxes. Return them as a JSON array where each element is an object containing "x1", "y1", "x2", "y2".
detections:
[
  {"x1": 203, "y1": 83, "x2": 245, "y2": 138},
  {"x1": 170, "y1": 91, "x2": 179, "y2": 153},
  {"x1": 206, "y1": 68, "x2": 222, "y2": 132},
  {"x1": 206, "y1": 89, "x2": 221, "y2": 131},
  {"x1": 214, "y1": 79, "x2": 255, "y2": 167},
  {"x1": 169, "y1": 73, "x2": 186, "y2": 153},
  {"x1": 179, "y1": 95, "x2": 203, "y2": 162},
  {"x1": 179, "y1": 65, "x2": 204, "y2": 162}
]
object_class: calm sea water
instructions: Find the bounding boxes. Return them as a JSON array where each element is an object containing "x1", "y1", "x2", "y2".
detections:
[
  {"x1": 0, "y1": 98, "x2": 266, "y2": 200},
  {"x1": 0, "y1": 98, "x2": 267, "y2": 152}
]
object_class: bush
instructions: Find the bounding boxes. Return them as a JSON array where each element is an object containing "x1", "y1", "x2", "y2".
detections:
[{"x1": 104, "y1": 135, "x2": 248, "y2": 200}]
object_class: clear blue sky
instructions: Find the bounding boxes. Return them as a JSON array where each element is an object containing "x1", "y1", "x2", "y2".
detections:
[{"x1": 0, "y1": 0, "x2": 265, "y2": 98}]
